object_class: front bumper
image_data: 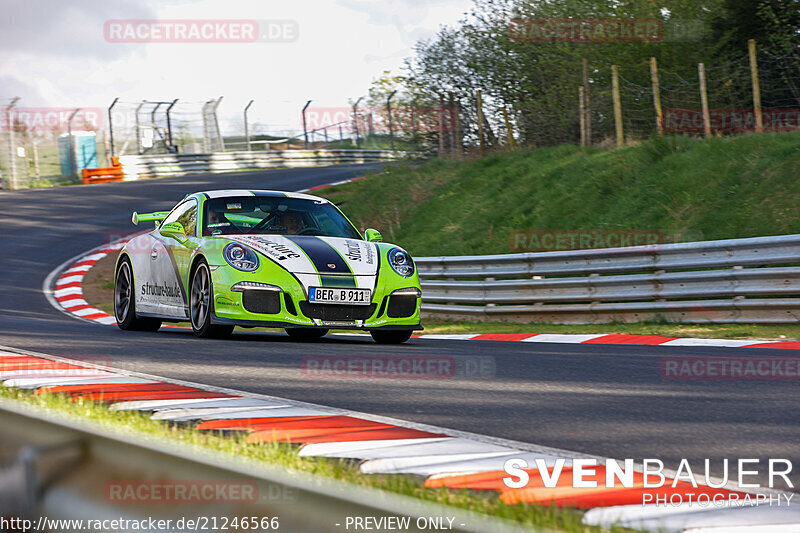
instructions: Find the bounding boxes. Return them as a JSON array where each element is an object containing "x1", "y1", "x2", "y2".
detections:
[{"x1": 208, "y1": 265, "x2": 422, "y2": 330}]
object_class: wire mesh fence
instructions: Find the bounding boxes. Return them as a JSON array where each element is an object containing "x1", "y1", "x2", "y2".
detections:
[{"x1": 460, "y1": 41, "x2": 800, "y2": 150}]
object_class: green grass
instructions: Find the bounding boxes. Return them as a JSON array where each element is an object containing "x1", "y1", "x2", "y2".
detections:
[
  {"x1": 322, "y1": 132, "x2": 800, "y2": 256},
  {"x1": 0, "y1": 387, "x2": 632, "y2": 532}
]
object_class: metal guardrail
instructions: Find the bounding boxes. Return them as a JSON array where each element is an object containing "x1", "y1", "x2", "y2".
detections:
[
  {"x1": 416, "y1": 234, "x2": 800, "y2": 323},
  {"x1": 118, "y1": 149, "x2": 419, "y2": 180},
  {"x1": 0, "y1": 398, "x2": 531, "y2": 533}
]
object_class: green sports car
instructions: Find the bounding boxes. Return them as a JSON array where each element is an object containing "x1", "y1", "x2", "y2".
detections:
[{"x1": 114, "y1": 189, "x2": 422, "y2": 344}]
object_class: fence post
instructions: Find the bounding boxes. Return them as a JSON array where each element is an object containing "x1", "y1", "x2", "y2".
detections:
[
  {"x1": 6, "y1": 97, "x2": 19, "y2": 189},
  {"x1": 611, "y1": 65, "x2": 624, "y2": 147},
  {"x1": 302, "y1": 100, "x2": 312, "y2": 149},
  {"x1": 650, "y1": 57, "x2": 663, "y2": 134},
  {"x1": 698, "y1": 63, "x2": 711, "y2": 138},
  {"x1": 243, "y1": 99, "x2": 254, "y2": 152},
  {"x1": 476, "y1": 90, "x2": 485, "y2": 154},
  {"x1": 438, "y1": 94, "x2": 445, "y2": 155},
  {"x1": 31, "y1": 133, "x2": 40, "y2": 180},
  {"x1": 108, "y1": 97, "x2": 119, "y2": 158},
  {"x1": 748, "y1": 39, "x2": 763, "y2": 133},
  {"x1": 502, "y1": 106, "x2": 515, "y2": 149},
  {"x1": 67, "y1": 108, "x2": 81, "y2": 178},
  {"x1": 582, "y1": 57, "x2": 591, "y2": 145},
  {"x1": 578, "y1": 87, "x2": 586, "y2": 147},
  {"x1": 386, "y1": 90, "x2": 397, "y2": 151}
]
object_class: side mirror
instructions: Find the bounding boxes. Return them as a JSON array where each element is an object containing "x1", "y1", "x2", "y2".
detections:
[
  {"x1": 160, "y1": 221, "x2": 186, "y2": 241},
  {"x1": 133, "y1": 211, "x2": 170, "y2": 227},
  {"x1": 364, "y1": 228, "x2": 383, "y2": 242}
]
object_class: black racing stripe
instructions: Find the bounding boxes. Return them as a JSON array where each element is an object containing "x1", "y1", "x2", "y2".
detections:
[
  {"x1": 319, "y1": 274, "x2": 357, "y2": 288},
  {"x1": 286, "y1": 236, "x2": 353, "y2": 275}
]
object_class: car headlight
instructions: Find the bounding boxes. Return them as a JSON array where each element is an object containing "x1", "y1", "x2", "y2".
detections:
[
  {"x1": 223, "y1": 243, "x2": 259, "y2": 272},
  {"x1": 388, "y1": 248, "x2": 414, "y2": 277}
]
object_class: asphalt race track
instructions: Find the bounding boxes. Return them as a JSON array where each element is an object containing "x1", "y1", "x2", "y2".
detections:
[{"x1": 1, "y1": 164, "x2": 798, "y2": 483}]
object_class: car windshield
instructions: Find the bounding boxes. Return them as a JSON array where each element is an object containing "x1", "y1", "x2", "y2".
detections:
[{"x1": 202, "y1": 196, "x2": 361, "y2": 239}]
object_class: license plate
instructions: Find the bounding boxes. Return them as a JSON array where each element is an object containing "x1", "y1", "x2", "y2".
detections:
[{"x1": 309, "y1": 287, "x2": 371, "y2": 305}]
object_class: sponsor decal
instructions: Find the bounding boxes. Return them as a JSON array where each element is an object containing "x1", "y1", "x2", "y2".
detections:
[
  {"x1": 141, "y1": 281, "x2": 182, "y2": 299},
  {"x1": 345, "y1": 240, "x2": 362, "y2": 262},
  {"x1": 215, "y1": 296, "x2": 239, "y2": 307},
  {"x1": 231, "y1": 236, "x2": 301, "y2": 262},
  {"x1": 365, "y1": 242, "x2": 375, "y2": 265}
]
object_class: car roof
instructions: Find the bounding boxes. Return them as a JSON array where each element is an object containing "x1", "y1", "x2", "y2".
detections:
[{"x1": 190, "y1": 189, "x2": 328, "y2": 202}]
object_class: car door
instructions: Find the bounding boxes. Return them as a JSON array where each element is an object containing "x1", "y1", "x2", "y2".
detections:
[{"x1": 146, "y1": 199, "x2": 197, "y2": 318}]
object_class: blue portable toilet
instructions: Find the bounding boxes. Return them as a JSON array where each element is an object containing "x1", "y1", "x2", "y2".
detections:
[{"x1": 58, "y1": 132, "x2": 98, "y2": 176}]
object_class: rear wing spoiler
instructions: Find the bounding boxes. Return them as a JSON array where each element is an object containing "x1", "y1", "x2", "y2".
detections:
[{"x1": 132, "y1": 211, "x2": 170, "y2": 226}]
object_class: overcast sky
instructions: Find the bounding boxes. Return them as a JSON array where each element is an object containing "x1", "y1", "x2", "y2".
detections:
[{"x1": 0, "y1": 0, "x2": 472, "y2": 135}]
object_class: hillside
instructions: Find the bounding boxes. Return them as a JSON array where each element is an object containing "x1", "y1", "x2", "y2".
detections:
[{"x1": 322, "y1": 133, "x2": 800, "y2": 256}]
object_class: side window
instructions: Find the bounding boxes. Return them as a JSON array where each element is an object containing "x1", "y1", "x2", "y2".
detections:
[{"x1": 162, "y1": 200, "x2": 198, "y2": 237}]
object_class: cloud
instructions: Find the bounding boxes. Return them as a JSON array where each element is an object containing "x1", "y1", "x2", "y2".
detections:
[{"x1": 0, "y1": 0, "x2": 156, "y2": 61}]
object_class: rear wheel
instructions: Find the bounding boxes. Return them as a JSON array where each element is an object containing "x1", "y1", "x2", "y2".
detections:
[
  {"x1": 370, "y1": 330, "x2": 413, "y2": 344},
  {"x1": 114, "y1": 257, "x2": 162, "y2": 332},
  {"x1": 190, "y1": 260, "x2": 234, "y2": 339},
  {"x1": 285, "y1": 328, "x2": 329, "y2": 341}
]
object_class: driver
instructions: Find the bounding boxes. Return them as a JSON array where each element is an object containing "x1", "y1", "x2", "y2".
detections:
[
  {"x1": 281, "y1": 211, "x2": 304, "y2": 234},
  {"x1": 205, "y1": 208, "x2": 229, "y2": 235}
]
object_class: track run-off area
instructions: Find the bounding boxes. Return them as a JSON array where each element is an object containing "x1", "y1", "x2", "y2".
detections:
[{"x1": 2, "y1": 163, "x2": 799, "y2": 491}]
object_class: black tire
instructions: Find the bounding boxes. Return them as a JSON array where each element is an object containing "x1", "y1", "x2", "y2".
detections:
[
  {"x1": 190, "y1": 259, "x2": 234, "y2": 339},
  {"x1": 370, "y1": 330, "x2": 413, "y2": 344},
  {"x1": 114, "y1": 257, "x2": 162, "y2": 332},
  {"x1": 285, "y1": 328, "x2": 329, "y2": 341}
]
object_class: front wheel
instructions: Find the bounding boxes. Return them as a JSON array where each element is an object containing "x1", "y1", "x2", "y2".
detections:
[
  {"x1": 114, "y1": 257, "x2": 161, "y2": 332},
  {"x1": 190, "y1": 260, "x2": 234, "y2": 339},
  {"x1": 370, "y1": 330, "x2": 413, "y2": 344},
  {"x1": 285, "y1": 328, "x2": 329, "y2": 341}
]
